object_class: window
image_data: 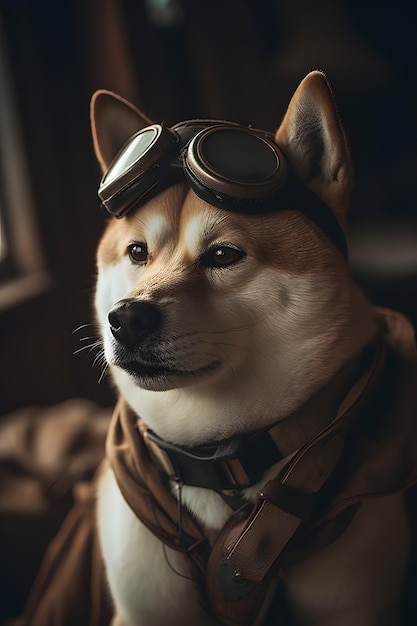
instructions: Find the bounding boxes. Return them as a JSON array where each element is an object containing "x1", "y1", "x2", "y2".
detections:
[{"x1": 0, "y1": 16, "x2": 49, "y2": 308}]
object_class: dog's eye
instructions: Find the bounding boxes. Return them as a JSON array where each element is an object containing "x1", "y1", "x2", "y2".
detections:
[
  {"x1": 128, "y1": 242, "x2": 148, "y2": 264},
  {"x1": 200, "y1": 245, "x2": 245, "y2": 268}
]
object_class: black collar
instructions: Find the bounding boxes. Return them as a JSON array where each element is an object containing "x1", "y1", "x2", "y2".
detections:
[
  {"x1": 141, "y1": 426, "x2": 283, "y2": 491},
  {"x1": 138, "y1": 345, "x2": 375, "y2": 492}
]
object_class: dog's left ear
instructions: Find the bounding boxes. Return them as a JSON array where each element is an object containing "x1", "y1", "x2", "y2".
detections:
[
  {"x1": 91, "y1": 90, "x2": 152, "y2": 173},
  {"x1": 276, "y1": 71, "x2": 352, "y2": 228}
]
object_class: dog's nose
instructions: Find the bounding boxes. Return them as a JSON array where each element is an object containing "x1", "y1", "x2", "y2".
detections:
[{"x1": 108, "y1": 299, "x2": 162, "y2": 345}]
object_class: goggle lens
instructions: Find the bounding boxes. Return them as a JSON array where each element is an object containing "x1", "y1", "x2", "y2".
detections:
[
  {"x1": 198, "y1": 128, "x2": 279, "y2": 183},
  {"x1": 102, "y1": 126, "x2": 161, "y2": 185}
]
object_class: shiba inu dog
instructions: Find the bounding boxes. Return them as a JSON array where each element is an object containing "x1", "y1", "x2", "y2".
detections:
[{"x1": 91, "y1": 72, "x2": 416, "y2": 625}]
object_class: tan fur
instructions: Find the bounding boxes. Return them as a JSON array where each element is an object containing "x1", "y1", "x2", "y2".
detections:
[{"x1": 91, "y1": 72, "x2": 408, "y2": 625}]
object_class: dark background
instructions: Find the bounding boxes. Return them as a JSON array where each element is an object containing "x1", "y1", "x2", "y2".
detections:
[{"x1": 0, "y1": 0, "x2": 416, "y2": 619}]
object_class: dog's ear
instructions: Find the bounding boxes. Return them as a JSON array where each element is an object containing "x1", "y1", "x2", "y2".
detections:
[
  {"x1": 90, "y1": 90, "x2": 152, "y2": 173},
  {"x1": 276, "y1": 71, "x2": 352, "y2": 228}
]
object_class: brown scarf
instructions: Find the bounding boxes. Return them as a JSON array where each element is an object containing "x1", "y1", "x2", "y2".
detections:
[{"x1": 105, "y1": 396, "x2": 211, "y2": 576}]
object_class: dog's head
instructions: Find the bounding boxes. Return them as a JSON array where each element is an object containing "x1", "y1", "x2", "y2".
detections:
[{"x1": 91, "y1": 72, "x2": 372, "y2": 444}]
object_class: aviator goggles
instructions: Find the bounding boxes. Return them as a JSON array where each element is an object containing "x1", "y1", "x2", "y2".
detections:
[{"x1": 98, "y1": 120, "x2": 348, "y2": 259}]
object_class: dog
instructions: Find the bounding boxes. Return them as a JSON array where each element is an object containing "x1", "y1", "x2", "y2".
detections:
[{"x1": 90, "y1": 71, "x2": 416, "y2": 626}]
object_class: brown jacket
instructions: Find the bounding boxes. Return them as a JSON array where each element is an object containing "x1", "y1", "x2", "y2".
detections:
[{"x1": 15, "y1": 308, "x2": 417, "y2": 626}]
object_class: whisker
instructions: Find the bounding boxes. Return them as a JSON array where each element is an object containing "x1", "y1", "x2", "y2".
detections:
[
  {"x1": 205, "y1": 319, "x2": 260, "y2": 336},
  {"x1": 92, "y1": 351, "x2": 106, "y2": 369},
  {"x1": 208, "y1": 340, "x2": 249, "y2": 352},
  {"x1": 72, "y1": 323, "x2": 96, "y2": 335},
  {"x1": 74, "y1": 340, "x2": 102, "y2": 354},
  {"x1": 97, "y1": 362, "x2": 109, "y2": 385},
  {"x1": 73, "y1": 344, "x2": 96, "y2": 356},
  {"x1": 71, "y1": 321, "x2": 110, "y2": 384}
]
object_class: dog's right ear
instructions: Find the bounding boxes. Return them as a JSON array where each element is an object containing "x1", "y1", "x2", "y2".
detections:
[
  {"x1": 90, "y1": 90, "x2": 152, "y2": 173},
  {"x1": 276, "y1": 71, "x2": 352, "y2": 229}
]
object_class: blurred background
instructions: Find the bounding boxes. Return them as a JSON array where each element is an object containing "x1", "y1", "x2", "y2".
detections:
[
  {"x1": 0, "y1": 0, "x2": 416, "y2": 620},
  {"x1": 0, "y1": 0, "x2": 416, "y2": 415}
]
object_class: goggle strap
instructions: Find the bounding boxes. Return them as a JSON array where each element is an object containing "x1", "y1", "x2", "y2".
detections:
[{"x1": 287, "y1": 182, "x2": 348, "y2": 261}]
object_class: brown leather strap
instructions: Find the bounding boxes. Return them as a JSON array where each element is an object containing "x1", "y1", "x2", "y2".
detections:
[
  {"x1": 206, "y1": 431, "x2": 345, "y2": 626},
  {"x1": 266, "y1": 347, "x2": 366, "y2": 457},
  {"x1": 205, "y1": 341, "x2": 387, "y2": 624},
  {"x1": 223, "y1": 342, "x2": 385, "y2": 585},
  {"x1": 225, "y1": 429, "x2": 347, "y2": 583}
]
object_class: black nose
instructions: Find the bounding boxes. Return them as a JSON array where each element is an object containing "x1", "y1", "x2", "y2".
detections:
[{"x1": 108, "y1": 299, "x2": 162, "y2": 346}]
